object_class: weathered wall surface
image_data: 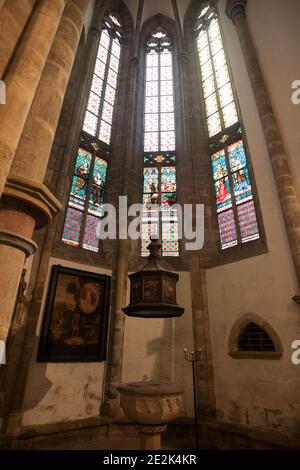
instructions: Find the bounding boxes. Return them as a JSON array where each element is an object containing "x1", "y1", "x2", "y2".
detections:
[
  {"x1": 123, "y1": 271, "x2": 194, "y2": 418},
  {"x1": 205, "y1": 0, "x2": 300, "y2": 435},
  {"x1": 22, "y1": 258, "x2": 111, "y2": 427}
]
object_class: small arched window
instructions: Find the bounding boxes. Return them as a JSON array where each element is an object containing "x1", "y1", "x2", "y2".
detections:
[
  {"x1": 194, "y1": 3, "x2": 260, "y2": 250},
  {"x1": 229, "y1": 314, "x2": 283, "y2": 359},
  {"x1": 62, "y1": 13, "x2": 123, "y2": 252},
  {"x1": 141, "y1": 27, "x2": 179, "y2": 257}
]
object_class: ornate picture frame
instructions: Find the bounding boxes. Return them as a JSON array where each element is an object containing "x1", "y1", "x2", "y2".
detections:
[{"x1": 37, "y1": 265, "x2": 110, "y2": 362}]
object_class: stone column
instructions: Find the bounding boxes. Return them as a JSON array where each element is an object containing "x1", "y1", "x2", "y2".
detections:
[
  {"x1": 226, "y1": 0, "x2": 300, "y2": 295},
  {"x1": 0, "y1": 0, "x2": 38, "y2": 77},
  {"x1": 10, "y1": 0, "x2": 89, "y2": 183},
  {"x1": 0, "y1": 0, "x2": 67, "y2": 198}
]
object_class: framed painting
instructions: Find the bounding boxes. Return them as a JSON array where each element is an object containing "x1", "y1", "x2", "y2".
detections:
[{"x1": 37, "y1": 265, "x2": 110, "y2": 362}]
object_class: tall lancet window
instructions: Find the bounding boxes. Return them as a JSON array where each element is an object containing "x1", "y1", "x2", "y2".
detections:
[
  {"x1": 142, "y1": 27, "x2": 179, "y2": 257},
  {"x1": 195, "y1": 4, "x2": 260, "y2": 249},
  {"x1": 62, "y1": 13, "x2": 123, "y2": 252}
]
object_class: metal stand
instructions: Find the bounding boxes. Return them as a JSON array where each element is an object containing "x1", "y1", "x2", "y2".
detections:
[{"x1": 184, "y1": 348, "x2": 201, "y2": 449}]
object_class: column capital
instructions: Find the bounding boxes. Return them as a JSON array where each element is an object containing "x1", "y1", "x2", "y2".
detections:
[
  {"x1": 226, "y1": 0, "x2": 247, "y2": 21},
  {"x1": 3, "y1": 176, "x2": 62, "y2": 229},
  {"x1": 0, "y1": 230, "x2": 37, "y2": 257}
]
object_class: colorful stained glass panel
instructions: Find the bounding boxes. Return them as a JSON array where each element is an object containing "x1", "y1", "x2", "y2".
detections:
[
  {"x1": 214, "y1": 177, "x2": 232, "y2": 212},
  {"x1": 232, "y1": 167, "x2": 252, "y2": 203},
  {"x1": 237, "y1": 201, "x2": 259, "y2": 243},
  {"x1": 143, "y1": 167, "x2": 159, "y2": 193},
  {"x1": 211, "y1": 149, "x2": 227, "y2": 181},
  {"x1": 62, "y1": 208, "x2": 83, "y2": 246},
  {"x1": 83, "y1": 215, "x2": 100, "y2": 252},
  {"x1": 218, "y1": 209, "x2": 238, "y2": 249},
  {"x1": 228, "y1": 140, "x2": 247, "y2": 171}
]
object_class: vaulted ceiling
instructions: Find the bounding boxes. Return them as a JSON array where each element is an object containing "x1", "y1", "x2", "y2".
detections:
[{"x1": 123, "y1": 0, "x2": 191, "y2": 27}]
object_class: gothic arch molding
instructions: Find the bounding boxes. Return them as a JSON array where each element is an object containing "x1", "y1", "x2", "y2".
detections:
[{"x1": 228, "y1": 312, "x2": 283, "y2": 359}]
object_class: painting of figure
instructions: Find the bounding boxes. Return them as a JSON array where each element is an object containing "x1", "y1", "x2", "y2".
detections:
[{"x1": 38, "y1": 266, "x2": 110, "y2": 362}]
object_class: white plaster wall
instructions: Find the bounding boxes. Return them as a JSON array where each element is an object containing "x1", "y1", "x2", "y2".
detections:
[
  {"x1": 123, "y1": 271, "x2": 194, "y2": 417},
  {"x1": 22, "y1": 258, "x2": 111, "y2": 427},
  {"x1": 205, "y1": 0, "x2": 300, "y2": 433}
]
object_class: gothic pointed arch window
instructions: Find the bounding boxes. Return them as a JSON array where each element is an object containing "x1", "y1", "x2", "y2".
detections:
[
  {"x1": 142, "y1": 27, "x2": 179, "y2": 257},
  {"x1": 195, "y1": 3, "x2": 260, "y2": 250},
  {"x1": 62, "y1": 12, "x2": 123, "y2": 252}
]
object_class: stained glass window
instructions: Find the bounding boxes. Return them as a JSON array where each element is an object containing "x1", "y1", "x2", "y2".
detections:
[
  {"x1": 142, "y1": 28, "x2": 178, "y2": 256},
  {"x1": 195, "y1": 4, "x2": 259, "y2": 249},
  {"x1": 62, "y1": 13, "x2": 122, "y2": 252},
  {"x1": 82, "y1": 13, "x2": 122, "y2": 144}
]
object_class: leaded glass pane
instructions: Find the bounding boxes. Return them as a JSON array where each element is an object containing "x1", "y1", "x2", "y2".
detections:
[
  {"x1": 160, "y1": 50, "x2": 172, "y2": 66},
  {"x1": 109, "y1": 54, "x2": 119, "y2": 73},
  {"x1": 161, "y1": 95, "x2": 174, "y2": 113},
  {"x1": 213, "y1": 49, "x2": 226, "y2": 71},
  {"x1": 210, "y1": 34, "x2": 223, "y2": 56},
  {"x1": 199, "y1": 46, "x2": 210, "y2": 65},
  {"x1": 145, "y1": 114, "x2": 159, "y2": 132},
  {"x1": 100, "y1": 30, "x2": 110, "y2": 49},
  {"x1": 107, "y1": 69, "x2": 117, "y2": 89},
  {"x1": 87, "y1": 91, "x2": 101, "y2": 116},
  {"x1": 161, "y1": 131, "x2": 175, "y2": 151},
  {"x1": 111, "y1": 38, "x2": 121, "y2": 58},
  {"x1": 228, "y1": 141, "x2": 247, "y2": 172},
  {"x1": 104, "y1": 84, "x2": 116, "y2": 105},
  {"x1": 146, "y1": 81, "x2": 159, "y2": 97},
  {"x1": 214, "y1": 177, "x2": 232, "y2": 212},
  {"x1": 207, "y1": 112, "x2": 222, "y2": 136},
  {"x1": 197, "y1": 31, "x2": 208, "y2": 51},
  {"x1": 219, "y1": 83, "x2": 234, "y2": 108},
  {"x1": 237, "y1": 201, "x2": 259, "y2": 243},
  {"x1": 222, "y1": 101, "x2": 238, "y2": 127},
  {"x1": 102, "y1": 100, "x2": 113, "y2": 124},
  {"x1": 160, "y1": 113, "x2": 175, "y2": 131},
  {"x1": 162, "y1": 222, "x2": 179, "y2": 256},
  {"x1": 145, "y1": 96, "x2": 159, "y2": 113},
  {"x1": 147, "y1": 51, "x2": 159, "y2": 67},
  {"x1": 97, "y1": 45, "x2": 108, "y2": 64},
  {"x1": 218, "y1": 210, "x2": 238, "y2": 249},
  {"x1": 215, "y1": 66, "x2": 230, "y2": 88},
  {"x1": 211, "y1": 149, "x2": 227, "y2": 181},
  {"x1": 94, "y1": 59, "x2": 106, "y2": 80},
  {"x1": 146, "y1": 67, "x2": 159, "y2": 81},
  {"x1": 143, "y1": 167, "x2": 159, "y2": 193},
  {"x1": 91, "y1": 74, "x2": 104, "y2": 96},
  {"x1": 144, "y1": 132, "x2": 159, "y2": 152},
  {"x1": 99, "y1": 120, "x2": 111, "y2": 144},
  {"x1": 83, "y1": 214, "x2": 100, "y2": 252},
  {"x1": 208, "y1": 19, "x2": 220, "y2": 41},
  {"x1": 83, "y1": 111, "x2": 97, "y2": 136},
  {"x1": 203, "y1": 76, "x2": 215, "y2": 98},
  {"x1": 232, "y1": 167, "x2": 252, "y2": 204},
  {"x1": 201, "y1": 59, "x2": 213, "y2": 80},
  {"x1": 161, "y1": 167, "x2": 176, "y2": 192},
  {"x1": 62, "y1": 208, "x2": 83, "y2": 246},
  {"x1": 142, "y1": 221, "x2": 159, "y2": 256},
  {"x1": 205, "y1": 93, "x2": 218, "y2": 117},
  {"x1": 160, "y1": 66, "x2": 173, "y2": 81},
  {"x1": 160, "y1": 80, "x2": 173, "y2": 96}
]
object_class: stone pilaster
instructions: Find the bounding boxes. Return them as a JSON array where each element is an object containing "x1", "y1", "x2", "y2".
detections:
[
  {"x1": 226, "y1": 0, "x2": 300, "y2": 296},
  {"x1": 0, "y1": 0, "x2": 67, "y2": 197},
  {"x1": 10, "y1": 0, "x2": 89, "y2": 183},
  {"x1": 0, "y1": 177, "x2": 61, "y2": 343},
  {"x1": 0, "y1": 0, "x2": 38, "y2": 78}
]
